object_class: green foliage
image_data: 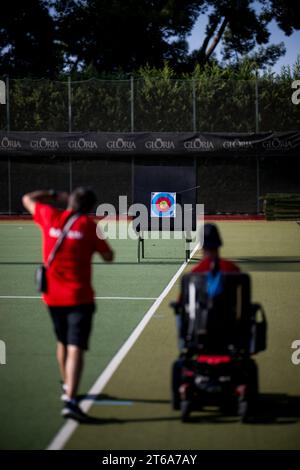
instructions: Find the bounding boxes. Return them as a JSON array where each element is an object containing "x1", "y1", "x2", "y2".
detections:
[
  {"x1": 71, "y1": 79, "x2": 131, "y2": 132},
  {"x1": 1, "y1": 58, "x2": 299, "y2": 132},
  {"x1": 9, "y1": 79, "x2": 68, "y2": 131}
]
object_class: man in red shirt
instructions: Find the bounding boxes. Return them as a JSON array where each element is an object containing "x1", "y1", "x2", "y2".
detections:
[
  {"x1": 192, "y1": 223, "x2": 240, "y2": 274},
  {"x1": 22, "y1": 187, "x2": 114, "y2": 422}
]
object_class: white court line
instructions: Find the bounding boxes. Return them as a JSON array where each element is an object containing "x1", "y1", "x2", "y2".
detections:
[
  {"x1": 47, "y1": 242, "x2": 199, "y2": 450},
  {"x1": 0, "y1": 295, "x2": 156, "y2": 300}
]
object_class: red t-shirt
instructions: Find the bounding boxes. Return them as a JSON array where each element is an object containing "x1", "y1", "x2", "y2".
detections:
[
  {"x1": 192, "y1": 256, "x2": 240, "y2": 273},
  {"x1": 34, "y1": 203, "x2": 112, "y2": 306},
  {"x1": 177, "y1": 256, "x2": 240, "y2": 302}
]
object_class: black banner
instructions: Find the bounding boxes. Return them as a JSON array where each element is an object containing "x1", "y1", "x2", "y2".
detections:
[{"x1": 0, "y1": 131, "x2": 299, "y2": 157}]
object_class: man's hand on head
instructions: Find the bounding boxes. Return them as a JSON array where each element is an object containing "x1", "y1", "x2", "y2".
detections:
[
  {"x1": 22, "y1": 190, "x2": 69, "y2": 215},
  {"x1": 56, "y1": 191, "x2": 70, "y2": 205}
]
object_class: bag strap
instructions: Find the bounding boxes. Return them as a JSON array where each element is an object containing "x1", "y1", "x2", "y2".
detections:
[{"x1": 46, "y1": 213, "x2": 80, "y2": 268}]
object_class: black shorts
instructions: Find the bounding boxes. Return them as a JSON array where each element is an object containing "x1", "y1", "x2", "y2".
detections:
[{"x1": 48, "y1": 303, "x2": 95, "y2": 350}]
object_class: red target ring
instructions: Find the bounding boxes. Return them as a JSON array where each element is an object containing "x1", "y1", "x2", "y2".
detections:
[{"x1": 155, "y1": 197, "x2": 172, "y2": 212}]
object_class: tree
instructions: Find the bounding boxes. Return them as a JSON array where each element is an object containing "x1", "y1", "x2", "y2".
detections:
[
  {"x1": 263, "y1": 0, "x2": 300, "y2": 35},
  {"x1": 1, "y1": 0, "x2": 299, "y2": 77},
  {"x1": 53, "y1": 0, "x2": 202, "y2": 73},
  {"x1": 0, "y1": 1, "x2": 62, "y2": 78},
  {"x1": 55, "y1": 0, "x2": 299, "y2": 74},
  {"x1": 190, "y1": 0, "x2": 300, "y2": 69}
]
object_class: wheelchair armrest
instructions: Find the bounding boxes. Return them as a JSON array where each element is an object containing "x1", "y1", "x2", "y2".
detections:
[
  {"x1": 250, "y1": 303, "x2": 267, "y2": 353},
  {"x1": 251, "y1": 303, "x2": 267, "y2": 324}
]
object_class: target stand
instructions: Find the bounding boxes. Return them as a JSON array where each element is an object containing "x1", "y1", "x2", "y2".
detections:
[
  {"x1": 132, "y1": 156, "x2": 197, "y2": 264},
  {"x1": 137, "y1": 231, "x2": 193, "y2": 263}
]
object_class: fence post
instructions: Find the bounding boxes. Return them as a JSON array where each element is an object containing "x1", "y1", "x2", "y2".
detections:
[
  {"x1": 6, "y1": 76, "x2": 10, "y2": 132},
  {"x1": 255, "y1": 71, "x2": 259, "y2": 133},
  {"x1": 8, "y1": 156, "x2": 11, "y2": 215},
  {"x1": 0, "y1": 80, "x2": 5, "y2": 105},
  {"x1": 255, "y1": 71, "x2": 260, "y2": 214},
  {"x1": 256, "y1": 156, "x2": 260, "y2": 214},
  {"x1": 130, "y1": 76, "x2": 134, "y2": 132},
  {"x1": 68, "y1": 76, "x2": 72, "y2": 132},
  {"x1": 69, "y1": 156, "x2": 73, "y2": 193},
  {"x1": 192, "y1": 80, "x2": 196, "y2": 132},
  {"x1": 68, "y1": 77, "x2": 72, "y2": 192}
]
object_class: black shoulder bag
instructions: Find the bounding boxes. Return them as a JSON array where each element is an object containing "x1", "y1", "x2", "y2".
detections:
[{"x1": 35, "y1": 213, "x2": 80, "y2": 293}]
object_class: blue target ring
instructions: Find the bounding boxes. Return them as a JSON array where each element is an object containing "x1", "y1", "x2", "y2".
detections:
[{"x1": 151, "y1": 192, "x2": 176, "y2": 217}]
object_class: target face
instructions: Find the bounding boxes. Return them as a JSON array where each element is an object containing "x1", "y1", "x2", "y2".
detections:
[{"x1": 151, "y1": 192, "x2": 176, "y2": 218}]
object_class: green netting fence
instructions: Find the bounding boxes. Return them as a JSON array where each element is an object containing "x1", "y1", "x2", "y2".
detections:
[{"x1": 1, "y1": 77, "x2": 299, "y2": 132}]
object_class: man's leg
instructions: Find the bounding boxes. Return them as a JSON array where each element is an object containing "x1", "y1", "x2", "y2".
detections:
[
  {"x1": 61, "y1": 346, "x2": 90, "y2": 421},
  {"x1": 56, "y1": 341, "x2": 67, "y2": 384},
  {"x1": 61, "y1": 306, "x2": 94, "y2": 421},
  {"x1": 65, "y1": 345, "x2": 84, "y2": 400}
]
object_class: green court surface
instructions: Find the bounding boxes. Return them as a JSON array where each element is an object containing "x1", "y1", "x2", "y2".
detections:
[{"x1": 0, "y1": 221, "x2": 300, "y2": 449}]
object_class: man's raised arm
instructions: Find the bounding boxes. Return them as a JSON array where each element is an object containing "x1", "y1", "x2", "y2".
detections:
[{"x1": 22, "y1": 190, "x2": 69, "y2": 215}]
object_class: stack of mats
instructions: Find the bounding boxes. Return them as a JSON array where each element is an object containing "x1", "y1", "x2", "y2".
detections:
[{"x1": 263, "y1": 193, "x2": 300, "y2": 220}]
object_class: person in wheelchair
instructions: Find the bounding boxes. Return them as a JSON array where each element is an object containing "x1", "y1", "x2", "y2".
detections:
[
  {"x1": 175, "y1": 223, "x2": 239, "y2": 350},
  {"x1": 171, "y1": 223, "x2": 267, "y2": 422},
  {"x1": 193, "y1": 223, "x2": 240, "y2": 275}
]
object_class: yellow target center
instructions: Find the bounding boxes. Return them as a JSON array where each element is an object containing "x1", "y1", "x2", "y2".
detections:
[{"x1": 159, "y1": 201, "x2": 168, "y2": 210}]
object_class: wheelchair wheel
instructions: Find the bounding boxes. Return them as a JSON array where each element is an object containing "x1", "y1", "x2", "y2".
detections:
[
  {"x1": 238, "y1": 396, "x2": 249, "y2": 423},
  {"x1": 171, "y1": 388, "x2": 180, "y2": 410},
  {"x1": 171, "y1": 360, "x2": 182, "y2": 410},
  {"x1": 242, "y1": 360, "x2": 259, "y2": 421},
  {"x1": 237, "y1": 385, "x2": 256, "y2": 423},
  {"x1": 247, "y1": 360, "x2": 259, "y2": 397},
  {"x1": 181, "y1": 400, "x2": 191, "y2": 422}
]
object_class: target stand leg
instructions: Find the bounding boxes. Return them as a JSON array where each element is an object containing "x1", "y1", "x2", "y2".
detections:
[
  {"x1": 137, "y1": 233, "x2": 145, "y2": 263},
  {"x1": 185, "y1": 232, "x2": 192, "y2": 262},
  {"x1": 141, "y1": 232, "x2": 145, "y2": 259}
]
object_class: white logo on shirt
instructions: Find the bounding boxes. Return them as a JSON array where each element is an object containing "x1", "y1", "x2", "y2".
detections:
[{"x1": 49, "y1": 227, "x2": 83, "y2": 240}]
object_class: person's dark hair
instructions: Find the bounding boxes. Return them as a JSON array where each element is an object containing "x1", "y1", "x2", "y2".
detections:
[
  {"x1": 69, "y1": 187, "x2": 97, "y2": 214},
  {"x1": 202, "y1": 223, "x2": 223, "y2": 249}
]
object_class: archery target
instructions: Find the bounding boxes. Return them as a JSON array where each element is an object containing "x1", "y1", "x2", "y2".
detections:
[{"x1": 151, "y1": 192, "x2": 176, "y2": 217}]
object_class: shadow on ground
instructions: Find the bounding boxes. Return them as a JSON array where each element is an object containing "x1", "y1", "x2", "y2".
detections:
[{"x1": 76, "y1": 393, "x2": 300, "y2": 426}]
